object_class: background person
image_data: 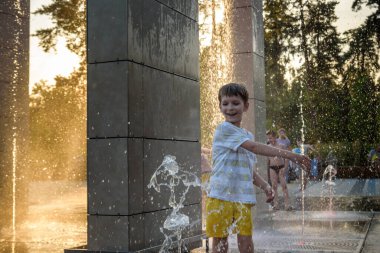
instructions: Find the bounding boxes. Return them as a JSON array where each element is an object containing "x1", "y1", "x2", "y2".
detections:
[{"x1": 267, "y1": 130, "x2": 293, "y2": 211}]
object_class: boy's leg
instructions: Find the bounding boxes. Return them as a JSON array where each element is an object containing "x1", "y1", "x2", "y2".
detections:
[
  {"x1": 279, "y1": 168, "x2": 290, "y2": 208},
  {"x1": 206, "y1": 198, "x2": 232, "y2": 253},
  {"x1": 237, "y1": 235, "x2": 254, "y2": 253},
  {"x1": 212, "y1": 237, "x2": 228, "y2": 253},
  {"x1": 269, "y1": 169, "x2": 279, "y2": 208}
]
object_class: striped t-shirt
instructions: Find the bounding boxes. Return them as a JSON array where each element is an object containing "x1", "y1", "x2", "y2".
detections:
[{"x1": 207, "y1": 122, "x2": 257, "y2": 204}]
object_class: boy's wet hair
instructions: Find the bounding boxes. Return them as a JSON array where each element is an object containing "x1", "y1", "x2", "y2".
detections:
[
  {"x1": 266, "y1": 130, "x2": 277, "y2": 137},
  {"x1": 218, "y1": 83, "x2": 249, "y2": 104}
]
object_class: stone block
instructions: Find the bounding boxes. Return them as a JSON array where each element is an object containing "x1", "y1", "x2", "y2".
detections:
[
  {"x1": 87, "y1": 61, "x2": 143, "y2": 138},
  {"x1": 88, "y1": 138, "x2": 144, "y2": 215},
  {"x1": 0, "y1": 0, "x2": 29, "y2": 17},
  {"x1": 232, "y1": 0, "x2": 253, "y2": 8},
  {"x1": 241, "y1": 99, "x2": 266, "y2": 143},
  {"x1": 183, "y1": 18, "x2": 199, "y2": 79},
  {"x1": 143, "y1": 208, "x2": 171, "y2": 247},
  {"x1": 87, "y1": 0, "x2": 143, "y2": 63},
  {"x1": 167, "y1": 10, "x2": 198, "y2": 80},
  {"x1": 172, "y1": 76, "x2": 200, "y2": 140},
  {"x1": 230, "y1": 7, "x2": 253, "y2": 54},
  {"x1": 230, "y1": 4, "x2": 263, "y2": 57},
  {"x1": 0, "y1": 14, "x2": 29, "y2": 84},
  {"x1": 0, "y1": 83, "x2": 29, "y2": 120},
  {"x1": 143, "y1": 67, "x2": 199, "y2": 140},
  {"x1": 231, "y1": 53, "x2": 265, "y2": 101},
  {"x1": 163, "y1": 0, "x2": 198, "y2": 21},
  {"x1": 143, "y1": 139, "x2": 201, "y2": 213},
  {"x1": 253, "y1": 0, "x2": 263, "y2": 11},
  {"x1": 88, "y1": 213, "x2": 144, "y2": 251},
  {"x1": 252, "y1": 54, "x2": 265, "y2": 100},
  {"x1": 252, "y1": 3, "x2": 264, "y2": 56},
  {"x1": 142, "y1": 0, "x2": 168, "y2": 71},
  {"x1": 142, "y1": 0, "x2": 198, "y2": 78}
]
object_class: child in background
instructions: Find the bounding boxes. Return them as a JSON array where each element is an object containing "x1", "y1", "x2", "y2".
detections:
[
  {"x1": 267, "y1": 130, "x2": 293, "y2": 211},
  {"x1": 206, "y1": 83, "x2": 311, "y2": 253}
]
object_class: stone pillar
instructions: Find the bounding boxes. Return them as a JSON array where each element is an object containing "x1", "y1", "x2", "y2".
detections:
[
  {"x1": 85, "y1": 0, "x2": 200, "y2": 252},
  {"x1": 230, "y1": 0, "x2": 267, "y2": 205},
  {"x1": 0, "y1": 0, "x2": 29, "y2": 230}
]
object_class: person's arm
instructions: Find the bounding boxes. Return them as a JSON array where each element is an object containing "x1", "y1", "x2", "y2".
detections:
[
  {"x1": 253, "y1": 171, "x2": 270, "y2": 190},
  {"x1": 253, "y1": 171, "x2": 274, "y2": 202},
  {"x1": 241, "y1": 140, "x2": 311, "y2": 171}
]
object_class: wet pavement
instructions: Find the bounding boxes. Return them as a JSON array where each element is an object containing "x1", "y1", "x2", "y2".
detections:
[
  {"x1": 202, "y1": 179, "x2": 380, "y2": 253},
  {"x1": 0, "y1": 181, "x2": 87, "y2": 253},
  {"x1": 1, "y1": 179, "x2": 380, "y2": 252}
]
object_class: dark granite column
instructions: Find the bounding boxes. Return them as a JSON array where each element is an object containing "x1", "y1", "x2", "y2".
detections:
[{"x1": 82, "y1": 0, "x2": 201, "y2": 252}]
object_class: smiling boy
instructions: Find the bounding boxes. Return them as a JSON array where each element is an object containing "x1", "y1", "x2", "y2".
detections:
[{"x1": 206, "y1": 83, "x2": 311, "y2": 253}]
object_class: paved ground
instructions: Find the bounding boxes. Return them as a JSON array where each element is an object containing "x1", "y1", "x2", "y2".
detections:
[
  {"x1": 201, "y1": 179, "x2": 380, "y2": 253},
  {"x1": 1, "y1": 179, "x2": 379, "y2": 252}
]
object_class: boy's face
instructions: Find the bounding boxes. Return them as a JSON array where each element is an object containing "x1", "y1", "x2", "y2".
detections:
[
  {"x1": 267, "y1": 134, "x2": 276, "y2": 145},
  {"x1": 219, "y1": 95, "x2": 248, "y2": 127}
]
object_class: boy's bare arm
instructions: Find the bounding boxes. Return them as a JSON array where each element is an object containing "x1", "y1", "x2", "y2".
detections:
[
  {"x1": 253, "y1": 171, "x2": 270, "y2": 190},
  {"x1": 241, "y1": 140, "x2": 311, "y2": 170},
  {"x1": 253, "y1": 171, "x2": 274, "y2": 202}
]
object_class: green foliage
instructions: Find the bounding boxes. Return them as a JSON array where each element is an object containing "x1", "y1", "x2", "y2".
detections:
[
  {"x1": 347, "y1": 74, "x2": 378, "y2": 143},
  {"x1": 33, "y1": 0, "x2": 86, "y2": 60},
  {"x1": 315, "y1": 141, "x2": 375, "y2": 167},
  {"x1": 31, "y1": 0, "x2": 86, "y2": 180},
  {"x1": 29, "y1": 69, "x2": 86, "y2": 180},
  {"x1": 264, "y1": 0, "x2": 379, "y2": 166},
  {"x1": 352, "y1": 0, "x2": 380, "y2": 46}
]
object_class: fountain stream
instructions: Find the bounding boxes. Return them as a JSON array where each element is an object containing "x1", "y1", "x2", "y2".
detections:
[
  {"x1": 299, "y1": 82, "x2": 307, "y2": 237},
  {"x1": 9, "y1": 0, "x2": 25, "y2": 251},
  {"x1": 148, "y1": 155, "x2": 201, "y2": 253},
  {"x1": 321, "y1": 151, "x2": 338, "y2": 227}
]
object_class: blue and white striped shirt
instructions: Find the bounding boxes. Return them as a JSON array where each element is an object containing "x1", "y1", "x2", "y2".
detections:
[{"x1": 208, "y1": 122, "x2": 257, "y2": 204}]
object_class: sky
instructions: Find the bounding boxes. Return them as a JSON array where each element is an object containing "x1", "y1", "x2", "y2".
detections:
[
  {"x1": 29, "y1": 0, "x2": 80, "y2": 93},
  {"x1": 29, "y1": 0, "x2": 374, "y2": 93}
]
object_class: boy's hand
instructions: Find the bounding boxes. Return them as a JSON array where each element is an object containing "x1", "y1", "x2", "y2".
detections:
[
  {"x1": 264, "y1": 185, "x2": 274, "y2": 203},
  {"x1": 294, "y1": 154, "x2": 311, "y2": 172}
]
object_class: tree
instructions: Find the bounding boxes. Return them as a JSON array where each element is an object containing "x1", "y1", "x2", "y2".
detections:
[
  {"x1": 352, "y1": 0, "x2": 380, "y2": 47},
  {"x1": 29, "y1": 70, "x2": 86, "y2": 180},
  {"x1": 31, "y1": 0, "x2": 86, "y2": 180},
  {"x1": 33, "y1": 0, "x2": 86, "y2": 60},
  {"x1": 288, "y1": 0, "x2": 343, "y2": 142},
  {"x1": 264, "y1": 0, "x2": 297, "y2": 130}
]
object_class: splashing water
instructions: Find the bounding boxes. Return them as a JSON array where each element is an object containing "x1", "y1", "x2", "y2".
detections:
[
  {"x1": 321, "y1": 151, "x2": 338, "y2": 225},
  {"x1": 148, "y1": 155, "x2": 201, "y2": 253},
  {"x1": 299, "y1": 82, "x2": 306, "y2": 236}
]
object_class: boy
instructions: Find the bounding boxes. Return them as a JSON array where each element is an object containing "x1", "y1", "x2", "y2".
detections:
[
  {"x1": 267, "y1": 130, "x2": 292, "y2": 211},
  {"x1": 206, "y1": 83, "x2": 311, "y2": 253}
]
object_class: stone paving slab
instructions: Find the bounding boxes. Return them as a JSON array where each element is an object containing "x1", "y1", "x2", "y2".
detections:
[{"x1": 360, "y1": 213, "x2": 380, "y2": 253}]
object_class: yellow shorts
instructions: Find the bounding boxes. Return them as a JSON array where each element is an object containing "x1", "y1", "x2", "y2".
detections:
[{"x1": 206, "y1": 197, "x2": 254, "y2": 238}]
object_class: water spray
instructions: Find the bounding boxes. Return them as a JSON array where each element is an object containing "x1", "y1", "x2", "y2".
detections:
[{"x1": 148, "y1": 155, "x2": 201, "y2": 253}]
